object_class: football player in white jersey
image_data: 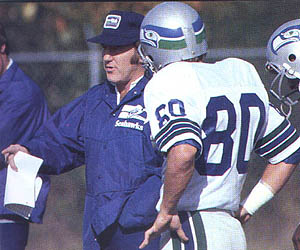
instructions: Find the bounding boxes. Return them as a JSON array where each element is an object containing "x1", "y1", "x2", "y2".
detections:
[
  {"x1": 138, "y1": 2, "x2": 300, "y2": 250},
  {"x1": 265, "y1": 19, "x2": 300, "y2": 250}
]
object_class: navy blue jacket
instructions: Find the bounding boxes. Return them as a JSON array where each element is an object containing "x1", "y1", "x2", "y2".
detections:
[
  {"x1": 0, "y1": 61, "x2": 50, "y2": 223},
  {"x1": 23, "y1": 74, "x2": 163, "y2": 249}
]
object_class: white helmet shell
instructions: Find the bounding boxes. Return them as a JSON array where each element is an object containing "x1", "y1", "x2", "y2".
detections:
[
  {"x1": 267, "y1": 19, "x2": 300, "y2": 79},
  {"x1": 139, "y1": 2, "x2": 207, "y2": 72}
]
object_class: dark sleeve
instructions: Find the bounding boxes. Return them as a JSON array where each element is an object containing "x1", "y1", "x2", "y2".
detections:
[
  {"x1": 282, "y1": 147, "x2": 300, "y2": 164},
  {"x1": 23, "y1": 93, "x2": 87, "y2": 175},
  {"x1": 0, "y1": 81, "x2": 49, "y2": 168}
]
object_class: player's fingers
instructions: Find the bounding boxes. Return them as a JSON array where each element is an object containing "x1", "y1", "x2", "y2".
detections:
[
  {"x1": 176, "y1": 227, "x2": 189, "y2": 242},
  {"x1": 139, "y1": 238, "x2": 149, "y2": 249},
  {"x1": 242, "y1": 214, "x2": 252, "y2": 224},
  {"x1": 139, "y1": 228, "x2": 154, "y2": 249}
]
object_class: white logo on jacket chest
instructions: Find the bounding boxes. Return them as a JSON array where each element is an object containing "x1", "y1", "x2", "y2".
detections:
[
  {"x1": 118, "y1": 104, "x2": 146, "y2": 122},
  {"x1": 115, "y1": 120, "x2": 144, "y2": 131},
  {"x1": 114, "y1": 105, "x2": 147, "y2": 131}
]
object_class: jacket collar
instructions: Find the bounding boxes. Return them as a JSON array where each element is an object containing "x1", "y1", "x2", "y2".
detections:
[
  {"x1": 0, "y1": 60, "x2": 18, "y2": 84},
  {"x1": 103, "y1": 72, "x2": 151, "y2": 110},
  {"x1": 0, "y1": 61, "x2": 18, "y2": 93}
]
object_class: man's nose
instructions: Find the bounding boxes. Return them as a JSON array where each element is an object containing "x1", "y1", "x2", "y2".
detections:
[{"x1": 103, "y1": 50, "x2": 113, "y2": 62}]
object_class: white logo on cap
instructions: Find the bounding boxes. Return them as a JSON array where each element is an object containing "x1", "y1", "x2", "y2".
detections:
[{"x1": 104, "y1": 15, "x2": 121, "y2": 29}]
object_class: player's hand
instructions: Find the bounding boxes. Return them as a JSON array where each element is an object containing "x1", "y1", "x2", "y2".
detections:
[
  {"x1": 234, "y1": 205, "x2": 252, "y2": 224},
  {"x1": 2, "y1": 144, "x2": 29, "y2": 172},
  {"x1": 139, "y1": 211, "x2": 188, "y2": 249}
]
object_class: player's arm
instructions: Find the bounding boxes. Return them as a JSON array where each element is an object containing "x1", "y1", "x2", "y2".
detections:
[
  {"x1": 237, "y1": 105, "x2": 300, "y2": 224},
  {"x1": 161, "y1": 143, "x2": 196, "y2": 214},
  {"x1": 139, "y1": 143, "x2": 195, "y2": 249},
  {"x1": 237, "y1": 160, "x2": 297, "y2": 224}
]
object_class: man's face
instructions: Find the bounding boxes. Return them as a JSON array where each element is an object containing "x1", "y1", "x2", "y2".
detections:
[{"x1": 102, "y1": 44, "x2": 143, "y2": 85}]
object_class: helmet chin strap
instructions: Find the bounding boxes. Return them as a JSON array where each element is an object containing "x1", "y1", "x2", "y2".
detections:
[
  {"x1": 269, "y1": 67, "x2": 286, "y2": 102},
  {"x1": 280, "y1": 102, "x2": 292, "y2": 119},
  {"x1": 268, "y1": 64, "x2": 299, "y2": 118},
  {"x1": 268, "y1": 64, "x2": 300, "y2": 118},
  {"x1": 137, "y1": 44, "x2": 157, "y2": 73}
]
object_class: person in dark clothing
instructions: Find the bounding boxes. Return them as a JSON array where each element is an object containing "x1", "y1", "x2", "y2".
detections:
[
  {"x1": 2, "y1": 11, "x2": 163, "y2": 250},
  {"x1": 0, "y1": 22, "x2": 50, "y2": 250}
]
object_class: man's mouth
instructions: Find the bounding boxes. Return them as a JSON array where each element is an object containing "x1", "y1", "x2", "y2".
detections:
[{"x1": 105, "y1": 65, "x2": 115, "y2": 72}]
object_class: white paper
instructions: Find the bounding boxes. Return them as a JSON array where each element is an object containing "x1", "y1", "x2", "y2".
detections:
[
  {"x1": 34, "y1": 176, "x2": 43, "y2": 202},
  {"x1": 4, "y1": 151, "x2": 44, "y2": 219}
]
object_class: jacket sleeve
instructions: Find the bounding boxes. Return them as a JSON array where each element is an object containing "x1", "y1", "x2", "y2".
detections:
[
  {"x1": 23, "y1": 93, "x2": 87, "y2": 175},
  {"x1": 0, "y1": 74, "x2": 51, "y2": 223},
  {"x1": 0, "y1": 80, "x2": 49, "y2": 168}
]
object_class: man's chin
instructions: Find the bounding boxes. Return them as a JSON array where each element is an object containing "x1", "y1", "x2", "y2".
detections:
[{"x1": 106, "y1": 75, "x2": 118, "y2": 83}]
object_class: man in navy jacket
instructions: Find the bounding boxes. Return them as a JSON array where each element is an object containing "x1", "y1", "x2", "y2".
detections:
[
  {"x1": 3, "y1": 11, "x2": 163, "y2": 250},
  {"x1": 0, "y1": 23, "x2": 50, "y2": 250}
]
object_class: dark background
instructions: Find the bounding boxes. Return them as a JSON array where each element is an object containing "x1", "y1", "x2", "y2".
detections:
[{"x1": 1, "y1": 2, "x2": 300, "y2": 249}]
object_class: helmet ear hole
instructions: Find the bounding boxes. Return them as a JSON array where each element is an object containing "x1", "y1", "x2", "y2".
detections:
[{"x1": 289, "y1": 54, "x2": 296, "y2": 62}]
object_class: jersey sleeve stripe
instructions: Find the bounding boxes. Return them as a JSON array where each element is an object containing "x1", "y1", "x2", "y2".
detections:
[
  {"x1": 255, "y1": 119, "x2": 289, "y2": 148},
  {"x1": 155, "y1": 118, "x2": 200, "y2": 141},
  {"x1": 155, "y1": 118, "x2": 202, "y2": 152},
  {"x1": 256, "y1": 131, "x2": 299, "y2": 159},
  {"x1": 255, "y1": 125, "x2": 296, "y2": 155},
  {"x1": 159, "y1": 128, "x2": 201, "y2": 151}
]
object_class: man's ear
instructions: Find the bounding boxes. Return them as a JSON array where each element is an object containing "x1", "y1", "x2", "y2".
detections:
[{"x1": 0, "y1": 44, "x2": 6, "y2": 54}]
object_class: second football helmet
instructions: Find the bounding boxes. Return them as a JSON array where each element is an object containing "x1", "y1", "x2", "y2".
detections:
[
  {"x1": 138, "y1": 2, "x2": 207, "y2": 72},
  {"x1": 266, "y1": 19, "x2": 300, "y2": 117}
]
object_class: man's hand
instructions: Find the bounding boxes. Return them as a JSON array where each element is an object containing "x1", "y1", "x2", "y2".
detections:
[
  {"x1": 139, "y1": 210, "x2": 188, "y2": 249},
  {"x1": 234, "y1": 205, "x2": 252, "y2": 224},
  {"x1": 2, "y1": 144, "x2": 29, "y2": 171}
]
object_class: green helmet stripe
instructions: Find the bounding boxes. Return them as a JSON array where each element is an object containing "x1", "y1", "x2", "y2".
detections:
[
  {"x1": 158, "y1": 39, "x2": 187, "y2": 50},
  {"x1": 195, "y1": 30, "x2": 206, "y2": 44},
  {"x1": 158, "y1": 31, "x2": 205, "y2": 49}
]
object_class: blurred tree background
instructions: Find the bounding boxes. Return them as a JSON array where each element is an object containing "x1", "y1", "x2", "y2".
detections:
[{"x1": 1, "y1": 1, "x2": 300, "y2": 249}]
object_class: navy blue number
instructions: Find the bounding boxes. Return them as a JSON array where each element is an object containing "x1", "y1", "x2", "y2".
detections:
[
  {"x1": 155, "y1": 104, "x2": 170, "y2": 128},
  {"x1": 237, "y1": 93, "x2": 266, "y2": 174},
  {"x1": 199, "y1": 96, "x2": 236, "y2": 176},
  {"x1": 156, "y1": 99, "x2": 185, "y2": 128},
  {"x1": 169, "y1": 99, "x2": 186, "y2": 117},
  {"x1": 197, "y1": 93, "x2": 265, "y2": 176}
]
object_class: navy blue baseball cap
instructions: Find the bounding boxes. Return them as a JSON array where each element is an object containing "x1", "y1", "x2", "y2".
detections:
[{"x1": 87, "y1": 10, "x2": 144, "y2": 46}]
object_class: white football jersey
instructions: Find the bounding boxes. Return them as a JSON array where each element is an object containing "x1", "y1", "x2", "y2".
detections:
[{"x1": 144, "y1": 58, "x2": 300, "y2": 212}]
